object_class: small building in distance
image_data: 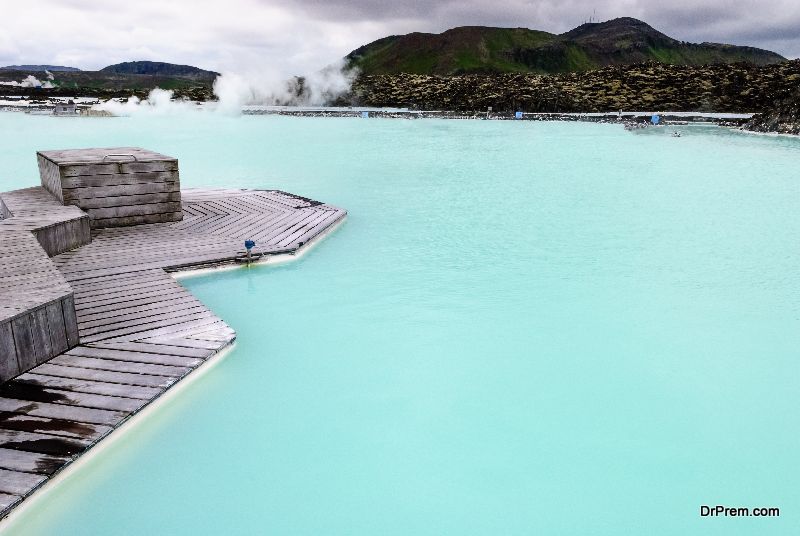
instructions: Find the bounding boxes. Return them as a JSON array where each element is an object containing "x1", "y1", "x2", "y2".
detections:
[{"x1": 53, "y1": 100, "x2": 77, "y2": 115}]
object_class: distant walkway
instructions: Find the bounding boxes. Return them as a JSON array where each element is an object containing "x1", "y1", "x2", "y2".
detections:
[{"x1": 0, "y1": 187, "x2": 346, "y2": 518}]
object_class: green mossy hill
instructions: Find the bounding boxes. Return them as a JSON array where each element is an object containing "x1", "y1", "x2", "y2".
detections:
[
  {"x1": 347, "y1": 17, "x2": 785, "y2": 75},
  {"x1": 351, "y1": 60, "x2": 800, "y2": 113}
]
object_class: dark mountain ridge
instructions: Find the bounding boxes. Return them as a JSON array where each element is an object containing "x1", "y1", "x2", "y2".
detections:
[
  {"x1": 0, "y1": 61, "x2": 218, "y2": 101},
  {"x1": 0, "y1": 65, "x2": 81, "y2": 72},
  {"x1": 100, "y1": 61, "x2": 219, "y2": 79},
  {"x1": 347, "y1": 17, "x2": 786, "y2": 75}
]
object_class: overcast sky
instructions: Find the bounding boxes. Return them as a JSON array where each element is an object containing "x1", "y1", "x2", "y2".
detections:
[{"x1": 1, "y1": 0, "x2": 797, "y2": 76}]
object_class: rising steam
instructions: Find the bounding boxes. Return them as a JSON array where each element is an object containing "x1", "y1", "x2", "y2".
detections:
[
  {"x1": 90, "y1": 60, "x2": 357, "y2": 116},
  {"x1": 0, "y1": 74, "x2": 54, "y2": 88},
  {"x1": 92, "y1": 88, "x2": 197, "y2": 116},
  {"x1": 213, "y1": 59, "x2": 357, "y2": 112}
]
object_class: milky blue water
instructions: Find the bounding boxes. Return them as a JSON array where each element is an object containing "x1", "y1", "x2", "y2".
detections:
[{"x1": 1, "y1": 112, "x2": 799, "y2": 535}]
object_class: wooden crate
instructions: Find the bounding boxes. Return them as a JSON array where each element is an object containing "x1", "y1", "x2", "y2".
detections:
[{"x1": 37, "y1": 147, "x2": 182, "y2": 228}]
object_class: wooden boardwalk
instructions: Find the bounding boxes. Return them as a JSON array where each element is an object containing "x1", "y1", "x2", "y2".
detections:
[
  {"x1": 0, "y1": 187, "x2": 345, "y2": 519},
  {"x1": 0, "y1": 187, "x2": 89, "y2": 321},
  {"x1": 0, "y1": 188, "x2": 88, "y2": 382},
  {"x1": 0, "y1": 187, "x2": 91, "y2": 256}
]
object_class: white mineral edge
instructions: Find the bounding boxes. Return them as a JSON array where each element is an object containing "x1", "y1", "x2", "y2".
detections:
[
  {"x1": 0, "y1": 215, "x2": 347, "y2": 529},
  {"x1": 171, "y1": 213, "x2": 347, "y2": 279}
]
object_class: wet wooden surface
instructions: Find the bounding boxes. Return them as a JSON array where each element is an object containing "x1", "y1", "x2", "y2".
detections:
[{"x1": 0, "y1": 187, "x2": 346, "y2": 520}]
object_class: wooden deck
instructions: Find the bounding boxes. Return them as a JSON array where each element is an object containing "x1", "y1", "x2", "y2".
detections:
[
  {"x1": 0, "y1": 187, "x2": 91, "y2": 256},
  {"x1": 0, "y1": 186, "x2": 346, "y2": 519},
  {"x1": 0, "y1": 188, "x2": 87, "y2": 382}
]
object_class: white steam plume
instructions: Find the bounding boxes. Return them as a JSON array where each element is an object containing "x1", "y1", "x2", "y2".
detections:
[
  {"x1": 213, "y1": 59, "x2": 357, "y2": 112},
  {"x1": 92, "y1": 88, "x2": 197, "y2": 116},
  {"x1": 0, "y1": 74, "x2": 53, "y2": 88},
  {"x1": 88, "y1": 61, "x2": 357, "y2": 115}
]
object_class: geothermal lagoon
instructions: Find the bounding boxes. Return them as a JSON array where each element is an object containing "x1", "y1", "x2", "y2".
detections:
[{"x1": 0, "y1": 112, "x2": 798, "y2": 535}]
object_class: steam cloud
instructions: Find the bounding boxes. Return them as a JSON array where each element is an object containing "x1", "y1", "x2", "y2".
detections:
[
  {"x1": 90, "y1": 60, "x2": 357, "y2": 116},
  {"x1": 92, "y1": 88, "x2": 197, "y2": 116},
  {"x1": 0, "y1": 75, "x2": 54, "y2": 88},
  {"x1": 213, "y1": 59, "x2": 358, "y2": 112}
]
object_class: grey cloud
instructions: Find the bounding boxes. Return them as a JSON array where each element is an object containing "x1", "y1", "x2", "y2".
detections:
[
  {"x1": 269, "y1": 0, "x2": 799, "y2": 57},
  {"x1": 0, "y1": 0, "x2": 797, "y2": 78}
]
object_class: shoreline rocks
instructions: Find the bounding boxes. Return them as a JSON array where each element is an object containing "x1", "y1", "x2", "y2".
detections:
[
  {"x1": 350, "y1": 60, "x2": 800, "y2": 115},
  {"x1": 743, "y1": 89, "x2": 800, "y2": 135}
]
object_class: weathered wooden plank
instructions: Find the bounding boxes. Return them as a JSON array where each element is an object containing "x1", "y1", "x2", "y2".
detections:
[
  {"x1": 72, "y1": 290, "x2": 197, "y2": 317},
  {"x1": 56, "y1": 239, "x2": 233, "y2": 264},
  {"x1": 68, "y1": 270, "x2": 167, "y2": 291},
  {"x1": 59, "y1": 246, "x2": 237, "y2": 274},
  {"x1": 11, "y1": 315, "x2": 37, "y2": 372},
  {"x1": 16, "y1": 373, "x2": 162, "y2": 400},
  {"x1": 66, "y1": 266, "x2": 166, "y2": 283},
  {"x1": 0, "y1": 321, "x2": 20, "y2": 382},
  {"x1": 31, "y1": 215, "x2": 91, "y2": 256},
  {"x1": 258, "y1": 209, "x2": 324, "y2": 245},
  {"x1": 87, "y1": 341, "x2": 213, "y2": 359},
  {"x1": 62, "y1": 176, "x2": 179, "y2": 199},
  {"x1": 271, "y1": 209, "x2": 333, "y2": 248},
  {"x1": 39, "y1": 148, "x2": 176, "y2": 174},
  {"x1": 78, "y1": 296, "x2": 202, "y2": 325},
  {"x1": 65, "y1": 346, "x2": 202, "y2": 368},
  {"x1": 88, "y1": 212, "x2": 184, "y2": 229},
  {"x1": 31, "y1": 308, "x2": 53, "y2": 362},
  {"x1": 0, "y1": 380, "x2": 146, "y2": 412},
  {"x1": 60, "y1": 171, "x2": 179, "y2": 187},
  {"x1": 61, "y1": 162, "x2": 178, "y2": 177},
  {"x1": 85, "y1": 202, "x2": 182, "y2": 221},
  {"x1": 0, "y1": 197, "x2": 10, "y2": 220},
  {"x1": 49, "y1": 354, "x2": 191, "y2": 378},
  {"x1": 32, "y1": 363, "x2": 176, "y2": 389},
  {"x1": 187, "y1": 329, "x2": 236, "y2": 343},
  {"x1": 78, "y1": 305, "x2": 210, "y2": 337},
  {"x1": 71, "y1": 192, "x2": 182, "y2": 210},
  {"x1": 62, "y1": 296, "x2": 79, "y2": 348},
  {"x1": 60, "y1": 252, "x2": 240, "y2": 281},
  {"x1": 140, "y1": 332, "x2": 232, "y2": 350},
  {"x1": 74, "y1": 277, "x2": 180, "y2": 301},
  {"x1": 0, "y1": 413, "x2": 111, "y2": 441},
  {"x1": 0, "y1": 429, "x2": 89, "y2": 456},
  {"x1": 0, "y1": 275, "x2": 70, "y2": 294},
  {"x1": 0, "y1": 492, "x2": 22, "y2": 512},
  {"x1": 74, "y1": 281, "x2": 186, "y2": 307},
  {"x1": 0, "y1": 254, "x2": 62, "y2": 271},
  {"x1": 282, "y1": 209, "x2": 345, "y2": 248},
  {"x1": 0, "y1": 397, "x2": 127, "y2": 426},
  {"x1": 45, "y1": 301, "x2": 69, "y2": 356},
  {"x1": 0, "y1": 447, "x2": 70, "y2": 475},
  {"x1": 91, "y1": 313, "x2": 222, "y2": 344},
  {"x1": 0, "y1": 468, "x2": 47, "y2": 496}
]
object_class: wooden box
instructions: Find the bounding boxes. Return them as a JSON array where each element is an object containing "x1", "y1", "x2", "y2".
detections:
[{"x1": 37, "y1": 147, "x2": 182, "y2": 228}]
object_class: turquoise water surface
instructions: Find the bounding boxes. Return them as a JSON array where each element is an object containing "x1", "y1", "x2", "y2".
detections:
[{"x1": 0, "y1": 112, "x2": 799, "y2": 535}]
